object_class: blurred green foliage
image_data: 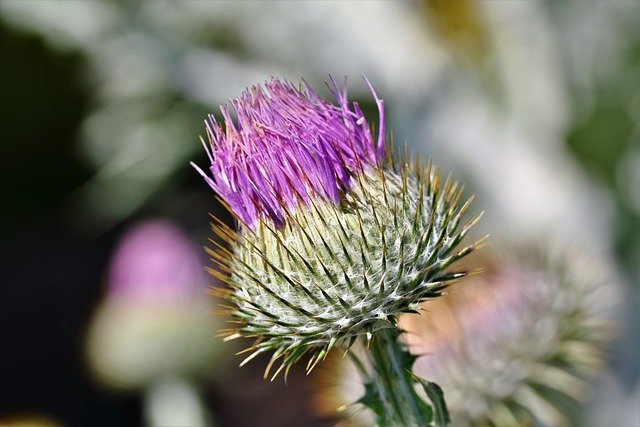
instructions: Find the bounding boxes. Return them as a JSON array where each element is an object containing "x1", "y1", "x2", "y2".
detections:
[{"x1": 567, "y1": 27, "x2": 640, "y2": 277}]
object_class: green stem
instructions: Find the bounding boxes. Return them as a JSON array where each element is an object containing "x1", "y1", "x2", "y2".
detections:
[{"x1": 364, "y1": 328, "x2": 433, "y2": 426}]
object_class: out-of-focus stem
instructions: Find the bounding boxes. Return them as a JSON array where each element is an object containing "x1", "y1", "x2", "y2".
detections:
[{"x1": 144, "y1": 376, "x2": 213, "y2": 427}]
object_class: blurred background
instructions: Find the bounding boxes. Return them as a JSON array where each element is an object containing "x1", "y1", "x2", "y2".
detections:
[{"x1": 0, "y1": 1, "x2": 638, "y2": 426}]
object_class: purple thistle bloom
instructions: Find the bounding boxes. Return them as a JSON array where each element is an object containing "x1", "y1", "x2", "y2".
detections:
[
  {"x1": 191, "y1": 77, "x2": 385, "y2": 228},
  {"x1": 193, "y1": 76, "x2": 483, "y2": 388}
]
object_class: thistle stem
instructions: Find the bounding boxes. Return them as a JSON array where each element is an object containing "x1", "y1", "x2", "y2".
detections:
[{"x1": 364, "y1": 328, "x2": 436, "y2": 426}]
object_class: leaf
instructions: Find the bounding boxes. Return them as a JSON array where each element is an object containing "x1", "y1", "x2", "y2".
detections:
[
  {"x1": 357, "y1": 381, "x2": 387, "y2": 426},
  {"x1": 414, "y1": 374, "x2": 450, "y2": 426}
]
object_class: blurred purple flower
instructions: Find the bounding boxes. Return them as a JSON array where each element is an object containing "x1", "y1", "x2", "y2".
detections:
[
  {"x1": 191, "y1": 77, "x2": 385, "y2": 228},
  {"x1": 107, "y1": 219, "x2": 206, "y2": 302},
  {"x1": 87, "y1": 219, "x2": 224, "y2": 390}
]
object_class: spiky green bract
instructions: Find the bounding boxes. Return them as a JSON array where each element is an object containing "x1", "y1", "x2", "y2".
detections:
[{"x1": 209, "y1": 159, "x2": 482, "y2": 378}]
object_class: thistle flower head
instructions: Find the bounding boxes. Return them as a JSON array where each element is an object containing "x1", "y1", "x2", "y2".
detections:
[{"x1": 193, "y1": 77, "x2": 482, "y2": 376}]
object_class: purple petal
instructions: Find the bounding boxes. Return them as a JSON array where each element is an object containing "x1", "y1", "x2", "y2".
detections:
[{"x1": 192, "y1": 77, "x2": 385, "y2": 228}]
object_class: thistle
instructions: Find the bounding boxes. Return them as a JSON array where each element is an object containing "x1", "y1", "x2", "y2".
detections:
[
  {"x1": 405, "y1": 243, "x2": 617, "y2": 426},
  {"x1": 85, "y1": 219, "x2": 224, "y2": 389},
  {"x1": 193, "y1": 77, "x2": 482, "y2": 425}
]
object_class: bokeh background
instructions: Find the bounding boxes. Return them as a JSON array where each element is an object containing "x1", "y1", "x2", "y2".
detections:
[{"x1": 1, "y1": 1, "x2": 639, "y2": 426}]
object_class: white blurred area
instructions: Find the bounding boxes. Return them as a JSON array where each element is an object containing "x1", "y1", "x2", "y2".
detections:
[{"x1": 2, "y1": 1, "x2": 639, "y2": 425}]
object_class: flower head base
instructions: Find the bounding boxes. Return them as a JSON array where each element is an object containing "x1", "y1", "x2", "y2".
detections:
[
  {"x1": 192, "y1": 77, "x2": 385, "y2": 228},
  {"x1": 194, "y1": 77, "x2": 482, "y2": 377}
]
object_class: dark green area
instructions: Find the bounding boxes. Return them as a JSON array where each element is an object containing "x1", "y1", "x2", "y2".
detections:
[{"x1": 0, "y1": 24, "x2": 90, "y2": 228}]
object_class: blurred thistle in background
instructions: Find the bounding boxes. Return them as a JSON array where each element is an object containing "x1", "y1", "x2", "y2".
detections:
[
  {"x1": 1, "y1": 1, "x2": 639, "y2": 426},
  {"x1": 407, "y1": 242, "x2": 620, "y2": 426},
  {"x1": 85, "y1": 219, "x2": 224, "y2": 426}
]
